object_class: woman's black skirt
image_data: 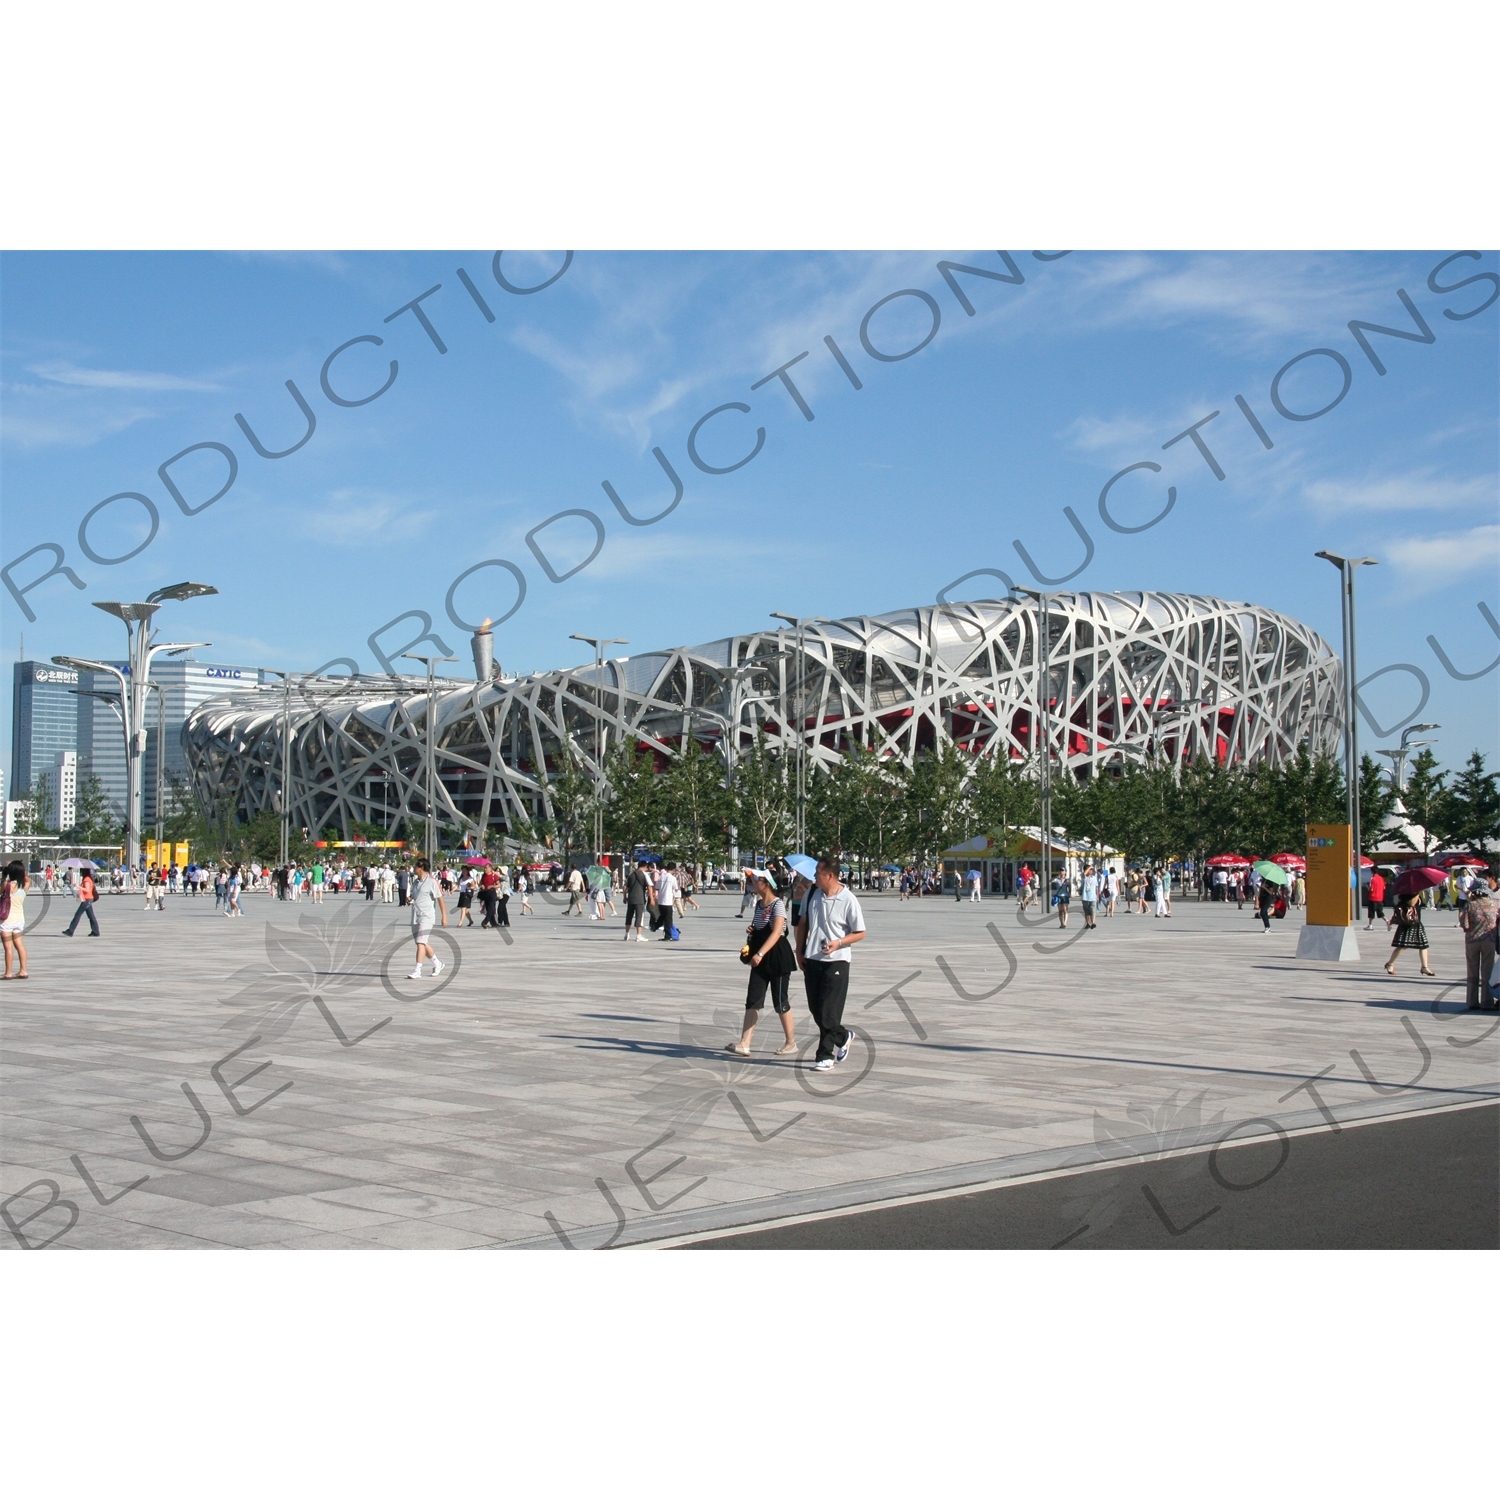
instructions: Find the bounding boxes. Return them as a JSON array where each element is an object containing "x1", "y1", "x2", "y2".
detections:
[{"x1": 1392, "y1": 921, "x2": 1428, "y2": 949}]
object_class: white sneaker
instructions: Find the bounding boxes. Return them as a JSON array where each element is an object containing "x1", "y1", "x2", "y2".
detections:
[
  {"x1": 813, "y1": 1057, "x2": 835, "y2": 1071},
  {"x1": 407, "y1": 966, "x2": 424, "y2": 979},
  {"x1": 429, "y1": 957, "x2": 444, "y2": 978},
  {"x1": 637, "y1": 933, "x2": 647, "y2": 943},
  {"x1": 835, "y1": 1034, "x2": 852, "y2": 1063}
]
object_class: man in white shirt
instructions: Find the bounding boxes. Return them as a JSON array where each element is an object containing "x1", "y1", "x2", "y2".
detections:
[
  {"x1": 407, "y1": 857, "x2": 448, "y2": 979},
  {"x1": 655, "y1": 863, "x2": 681, "y2": 941},
  {"x1": 796, "y1": 854, "x2": 867, "y2": 1070}
]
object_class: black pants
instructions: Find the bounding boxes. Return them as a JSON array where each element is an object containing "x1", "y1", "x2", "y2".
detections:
[
  {"x1": 803, "y1": 960, "x2": 851, "y2": 1060},
  {"x1": 481, "y1": 892, "x2": 498, "y2": 927},
  {"x1": 65, "y1": 900, "x2": 99, "y2": 936},
  {"x1": 658, "y1": 902, "x2": 676, "y2": 937},
  {"x1": 497, "y1": 893, "x2": 510, "y2": 927}
]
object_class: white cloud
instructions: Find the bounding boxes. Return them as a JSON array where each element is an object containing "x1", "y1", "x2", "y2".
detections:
[
  {"x1": 1383, "y1": 524, "x2": 1500, "y2": 594},
  {"x1": 292, "y1": 489, "x2": 439, "y2": 547},
  {"x1": 26, "y1": 359, "x2": 222, "y2": 392},
  {"x1": 1303, "y1": 470, "x2": 1496, "y2": 515}
]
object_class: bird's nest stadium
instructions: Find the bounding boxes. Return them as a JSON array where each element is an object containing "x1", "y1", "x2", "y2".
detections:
[{"x1": 183, "y1": 592, "x2": 1342, "y2": 844}]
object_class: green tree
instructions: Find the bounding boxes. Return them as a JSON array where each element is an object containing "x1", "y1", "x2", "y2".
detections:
[
  {"x1": 1356, "y1": 753, "x2": 1398, "y2": 856},
  {"x1": 544, "y1": 741, "x2": 596, "y2": 866},
  {"x1": 967, "y1": 749, "x2": 1038, "y2": 853},
  {"x1": 601, "y1": 740, "x2": 663, "y2": 860},
  {"x1": 904, "y1": 742, "x2": 972, "y2": 863},
  {"x1": 63, "y1": 769, "x2": 122, "y2": 846},
  {"x1": 1435, "y1": 750, "x2": 1500, "y2": 854},
  {"x1": 660, "y1": 736, "x2": 728, "y2": 870},
  {"x1": 730, "y1": 729, "x2": 792, "y2": 859},
  {"x1": 1402, "y1": 747, "x2": 1448, "y2": 858}
]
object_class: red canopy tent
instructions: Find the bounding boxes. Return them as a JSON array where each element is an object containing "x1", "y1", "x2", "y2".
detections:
[
  {"x1": 1205, "y1": 853, "x2": 1250, "y2": 867},
  {"x1": 1438, "y1": 853, "x2": 1488, "y2": 870}
]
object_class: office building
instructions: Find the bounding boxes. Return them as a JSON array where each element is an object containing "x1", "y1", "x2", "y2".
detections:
[{"x1": 11, "y1": 660, "x2": 79, "y2": 798}]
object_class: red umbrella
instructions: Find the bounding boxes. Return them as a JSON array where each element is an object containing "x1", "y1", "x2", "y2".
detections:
[
  {"x1": 1271, "y1": 853, "x2": 1306, "y2": 871},
  {"x1": 1438, "y1": 854, "x2": 1487, "y2": 870},
  {"x1": 1392, "y1": 866, "x2": 1448, "y2": 896},
  {"x1": 1205, "y1": 853, "x2": 1249, "y2": 867}
]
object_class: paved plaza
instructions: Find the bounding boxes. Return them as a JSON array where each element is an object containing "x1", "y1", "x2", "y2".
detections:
[{"x1": 2, "y1": 886, "x2": 1496, "y2": 1250}]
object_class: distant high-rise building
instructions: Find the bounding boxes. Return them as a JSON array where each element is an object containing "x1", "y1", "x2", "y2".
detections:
[
  {"x1": 77, "y1": 657, "x2": 267, "y2": 826},
  {"x1": 42, "y1": 751, "x2": 78, "y2": 832},
  {"x1": 11, "y1": 661, "x2": 79, "y2": 798}
]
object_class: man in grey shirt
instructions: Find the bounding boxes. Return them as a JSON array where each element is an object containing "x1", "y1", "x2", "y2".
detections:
[
  {"x1": 407, "y1": 857, "x2": 448, "y2": 979},
  {"x1": 796, "y1": 854, "x2": 867, "y2": 1070}
]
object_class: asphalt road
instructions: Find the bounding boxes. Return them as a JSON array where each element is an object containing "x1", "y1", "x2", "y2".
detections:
[{"x1": 681, "y1": 1102, "x2": 1500, "y2": 1249}]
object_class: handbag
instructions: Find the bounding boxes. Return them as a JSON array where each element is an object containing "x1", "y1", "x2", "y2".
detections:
[{"x1": 0, "y1": 884, "x2": 9, "y2": 923}]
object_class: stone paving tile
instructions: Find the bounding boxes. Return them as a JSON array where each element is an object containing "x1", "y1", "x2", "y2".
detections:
[
  {"x1": 340, "y1": 1219, "x2": 501, "y2": 1249},
  {"x1": 3, "y1": 890, "x2": 1494, "y2": 1249}
]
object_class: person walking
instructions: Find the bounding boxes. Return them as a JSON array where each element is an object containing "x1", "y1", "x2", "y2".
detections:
[
  {"x1": 1079, "y1": 864, "x2": 1098, "y2": 930},
  {"x1": 968, "y1": 867, "x2": 983, "y2": 902},
  {"x1": 739, "y1": 871, "x2": 758, "y2": 917},
  {"x1": 478, "y1": 866, "x2": 499, "y2": 929},
  {"x1": 396, "y1": 865, "x2": 410, "y2": 907},
  {"x1": 624, "y1": 862, "x2": 651, "y2": 942},
  {"x1": 455, "y1": 870, "x2": 476, "y2": 927},
  {"x1": 1385, "y1": 892, "x2": 1435, "y2": 977},
  {"x1": 726, "y1": 870, "x2": 799, "y2": 1056},
  {"x1": 1154, "y1": 867, "x2": 1171, "y2": 918},
  {"x1": 1363, "y1": 869, "x2": 1387, "y2": 930},
  {"x1": 311, "y1": 860, "x2": 325, "y2": 904},
  {"x1": 227, "y1": 864, "x2": 244, "y2": 916},
  {"x1": 517, "y1": 871, "x2": 534, "y2": 916},
  {"x1": 797, "y1": 854, "x2": 867, "y2": 1071},
  {"x1": 1256, "y1": 879, "x2": 1275, "y2": 932},
  {"x1": 656, "y1": 862, "x2": 681, "y2": 941},
  {"x1": 406, "y1": 857, "x2": 448, "y2": 979},
  {"x1": 565, "y1": 865, "x2": 586, "y2": 917},
  {"x1": 63, "y1": 865, "x2": 101, "y2": 937},
  {"x1": 1457, "y1": 871, "x2": 1497, "y2": 1011},
  {"x1": 1052, "y1": 870, "x2": 1070, "y2": 928},
  {"x1": 1, "y1": 862, "x2": 30, "y2": 978}
]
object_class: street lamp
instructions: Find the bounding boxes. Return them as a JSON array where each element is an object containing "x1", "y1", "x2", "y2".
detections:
[
  {"x1": 771, "y1": 615, "x2": 829, "y2": 854},
  {"x1": 52, "y1": 585, "x2": 215, "y2": 870},
  {"x1": 1012, "y1": 588, "x2": 1054, "y2": 900},
  {"x1": 1315, "y1": 551, "x2": 1377, "y2": 906},
  {"x1": 569, "y1": 635, "x2": 629, "y2": 861},
  {"x1": 1376, "y1": 722, "x2": 1440, "y2": 793},
  {"x1": 401, "y1": 653, "x2": 459, "y2": 865},
  {"x1": 700, "y1": 650, "x2": 791, "y2": 867}
]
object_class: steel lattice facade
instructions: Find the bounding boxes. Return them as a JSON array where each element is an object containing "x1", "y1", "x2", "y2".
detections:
[{"x1": 182, "y1": 592, "x2": 1342, "y2": 842}]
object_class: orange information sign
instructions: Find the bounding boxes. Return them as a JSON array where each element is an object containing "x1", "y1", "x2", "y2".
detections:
[{"x1": 1305, "y1": 823, "x2": 1352, "y2": 927}]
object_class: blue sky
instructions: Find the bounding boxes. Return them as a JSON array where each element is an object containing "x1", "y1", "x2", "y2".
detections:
[{"x1": 3, "y1": 249, "x2": 1497, "y2": 786}]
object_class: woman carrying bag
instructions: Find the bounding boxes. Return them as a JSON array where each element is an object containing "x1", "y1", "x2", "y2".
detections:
[
  {"x1": 726, "y1": 870, "x2": 798, "y2": 1056},
  {"x1": 1385, "y1": 892, "x2": 1435, "y2": 978}
]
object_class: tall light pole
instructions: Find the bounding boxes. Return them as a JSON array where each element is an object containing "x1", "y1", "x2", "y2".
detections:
[
  {"x1": 402, "y1": 653, "x2": 458, "y2": 865},
  {"x1": 1315, "y1": 551, "x2": 1378, "y2": 911},
  {"x1": 1013, "y1": 589, "x2": 1053, "y2": 899},
  {"x1": 52, "y1": 581, "x2": 216, "y2": 870},
  {"x1": 706, "y1": 649, "x2": 790, "y2": 867},
  {"x1": 569, "y1": 634, "x2": 629, "y2": 861},
  {"x1": 771, "y1": 614, "x2": 827, "y2": 854},
  {"x1": 1376, "y1": 722, "x2": 1440, "y2": 793}
]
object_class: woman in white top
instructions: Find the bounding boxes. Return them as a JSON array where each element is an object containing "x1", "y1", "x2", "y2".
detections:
[
  {"x1": 727, "y1": 871, "x2": 798, "y2": 1056},
  {"x1": 1, "y1": 861, "x2": 30, "y2": 978}
]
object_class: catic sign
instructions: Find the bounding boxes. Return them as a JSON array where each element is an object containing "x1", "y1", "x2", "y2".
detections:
[{"x1": 1305, "y1": 823, "x2": 1353, "y2": 927}]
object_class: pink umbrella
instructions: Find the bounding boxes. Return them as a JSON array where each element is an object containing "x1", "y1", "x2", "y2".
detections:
[
  {"x1": 1392, "y1": 866, "x2": 1448, "y2": 897},
  {"x1": 463, "y1": 856, "x2": 491, "y2": 866}
]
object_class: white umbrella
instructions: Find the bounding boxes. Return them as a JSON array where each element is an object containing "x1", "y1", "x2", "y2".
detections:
[{"x1": 60, "y1": 857, "x2": 97, "y2": 870}]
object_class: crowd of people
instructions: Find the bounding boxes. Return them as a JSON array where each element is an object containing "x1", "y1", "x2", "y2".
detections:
[{"x1": 5, "y1": 843, "x2": 1496, "y2": 1022}]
